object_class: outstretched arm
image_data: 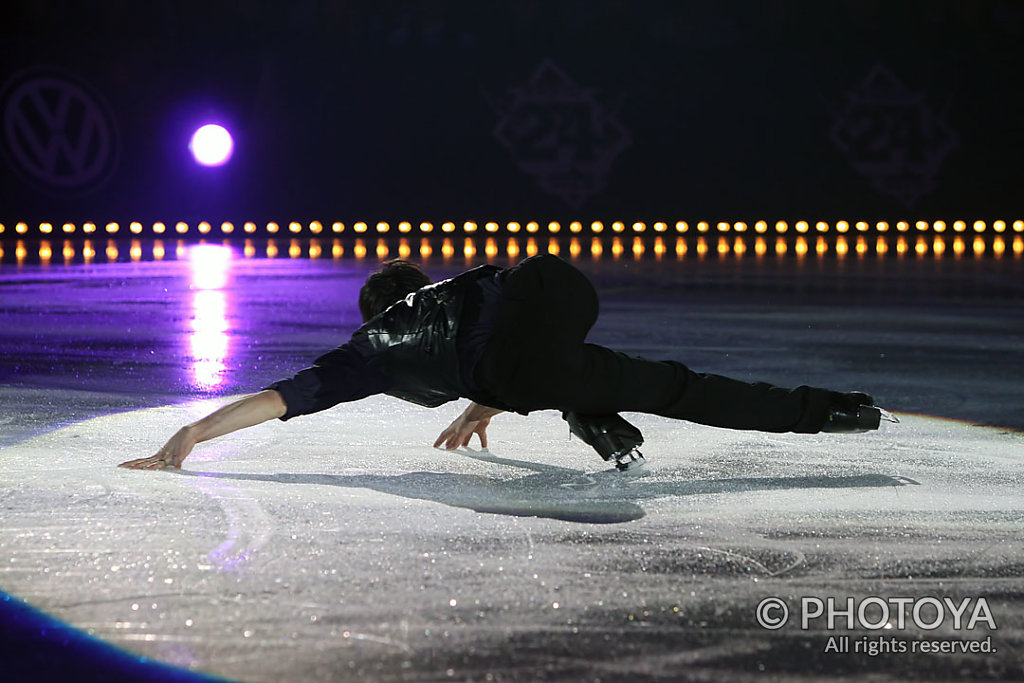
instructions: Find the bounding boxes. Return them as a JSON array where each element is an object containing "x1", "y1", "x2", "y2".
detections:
[
  {"x1": 434, "y1": 401, "x2": 504, "y2": 450},
  {"x1": 119, "y1": 390, "x2": 287, "y2": 470}
]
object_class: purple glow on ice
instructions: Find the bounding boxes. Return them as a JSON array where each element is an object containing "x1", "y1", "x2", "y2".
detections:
[
  {"x1": 189, "y1": 124, "x2": 234, "y2": 166},
  {"x1": 188, "y1": 245, "x2": 233, "y2": 389}
]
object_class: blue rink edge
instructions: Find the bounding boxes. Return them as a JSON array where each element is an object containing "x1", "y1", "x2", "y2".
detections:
[{"x1": 0, "y1": 590, "x2": 232, "y2": 683}]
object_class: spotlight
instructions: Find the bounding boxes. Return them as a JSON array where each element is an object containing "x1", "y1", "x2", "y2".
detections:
[{"x1": 189, "y1": 124, "x2": 234, "y2": 166}]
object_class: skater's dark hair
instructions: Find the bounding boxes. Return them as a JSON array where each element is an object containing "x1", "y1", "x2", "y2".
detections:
[{"x1": 359, "y1": 259, "x2": 432, "y2": 321}]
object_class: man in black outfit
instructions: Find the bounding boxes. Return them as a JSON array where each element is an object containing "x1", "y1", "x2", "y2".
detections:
[{"x1": 120, "y1": 255, "x2": 887, "y2": 472}]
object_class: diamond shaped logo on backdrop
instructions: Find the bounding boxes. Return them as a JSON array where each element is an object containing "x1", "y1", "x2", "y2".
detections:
[
  {"x1": 830, "y1": 64, "x2": 958, "y2": 207},
  {"x1": 492, "y1": 60, "x2": 631, "y2": 209}
]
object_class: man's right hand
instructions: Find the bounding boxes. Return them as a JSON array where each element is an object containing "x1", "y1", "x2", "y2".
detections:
[{"x1": 433, "y1": 402, "x2": 504, "y2": 450}]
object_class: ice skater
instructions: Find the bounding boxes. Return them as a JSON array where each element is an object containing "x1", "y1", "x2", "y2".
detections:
[{"x1": 120, "y1": 254, "x2": 892, "y2": 472}]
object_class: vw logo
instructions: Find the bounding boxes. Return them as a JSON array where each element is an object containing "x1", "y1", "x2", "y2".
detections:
[{"x1": 1, "y1": 67, "x2": 120, "y2": 196}]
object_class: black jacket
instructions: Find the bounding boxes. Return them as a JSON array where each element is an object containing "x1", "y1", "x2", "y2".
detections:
[{"x1": 362, "y1": 264, "x2": 502, "y2": 408}]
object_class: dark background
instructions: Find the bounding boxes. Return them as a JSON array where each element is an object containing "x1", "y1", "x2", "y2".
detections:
[{"x1": 1, "y1": 0, "x2": 1021, "y2": 225}]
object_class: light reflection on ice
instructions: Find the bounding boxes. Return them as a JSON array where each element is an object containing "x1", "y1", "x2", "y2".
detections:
[{"x1": 187, "y1": 245, "x2": 233, "y2": 389}]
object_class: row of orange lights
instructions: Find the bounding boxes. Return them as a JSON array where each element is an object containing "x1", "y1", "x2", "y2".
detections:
[
  {"x1": 2, "y1": 219, "x2": 1023, "y2": 237},
  {"x1": 3, "y1": 234, "x2": 1021, "y2": 264}
]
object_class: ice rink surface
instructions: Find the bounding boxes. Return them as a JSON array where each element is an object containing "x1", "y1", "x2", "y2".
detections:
[{"x1": 1, "y1": 243, "x2": 1022, "y2": 681}]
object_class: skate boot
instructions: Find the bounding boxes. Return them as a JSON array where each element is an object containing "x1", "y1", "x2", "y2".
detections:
[
  {"x1": 821, "y1": 391, "x2": 899, "y2": 433},
  {"x1": 563, "y1": 412, "x2": 645, "y2": 471}
]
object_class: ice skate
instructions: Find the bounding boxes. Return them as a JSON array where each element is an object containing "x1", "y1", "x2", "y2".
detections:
[
  {"x1": 821, "y1": 391, "x2": 899, "y2": 433},
  {"x1": 563, "y1": 411, "x2": 646, "y2": 471}
]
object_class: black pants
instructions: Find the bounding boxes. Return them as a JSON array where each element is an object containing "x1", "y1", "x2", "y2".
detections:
[{"x1": 476, "y1": 255, "x2": 833, "y2": 433}]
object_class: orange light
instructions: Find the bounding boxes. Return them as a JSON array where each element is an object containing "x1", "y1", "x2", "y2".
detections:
[
  {"x1": 16, "y1": 242, "x2": 27, "y2": 261},
  {"x1": 106, "y1": 222, "x2": 119, "y2": 234},
  {"x1": 915, "y1": 237, "x2": 928, "y2": 257},
  {"x1": 485, "y1": 238, "x2": 498, "y2": 258},
  {"x1": 419, "y1": 238, "x2": 432, "y2": 258},
  {"x1": 696, "y1": 237, "x2": 708, "y2": 257},
  {"x1": 755, "y1": 237, "x2": 767, "y2": 256},
  {"x1": 754, "y1": 220, "x2": 768, "y2": 234},
  {"x1": 953, "y1": 220, "x2": 967, "y2": 233},
  {"x1": 244, "y1": 222, "x2": 257, "y2": 234},
  {"x1": 836, "y1": 221, "x2": 850, "y2": 233},
  {"x1": 973, "y1": 220, "x2": 986, "y2": 233},
  {"x1": 507, "y1": 222, "x2": 521, "y2": 233},
  {"x1": 377, "y1": 222, "x2": 390, "y2": 233},
  {"x1": 836, "y1": 236, "x2": 848, "y2": 257},
  {"x1": 591, "y1": 221, "x2": 604, "y2": 234},
  {"x1": 420, "y1": 222, "x2": 434, "y2": 233},
  {"x1": 933, "y1": 221, "x2": 946, "y2": 233},
  {"x1": 795, "y1": 236, "x2": 808, "y2": 257},
  {"x1": 994, "y1": 220, "x2": 1007, "y2": 233},
  {"x1": 526, "y1": 237, "x2": 538, "y2": 257},
  {"x1": 611, "y1": 237, "x2": 624, "y2": 258},
  {"x1": 1013, "y1": 220, "x2": 1024, "y2": 233},
  {"x1": 332, "y1": 240, "x2": 344, "y2": 259},
  {"x1": 106, "y1": 241, "x2": 119, "y2": 261},
  {"x1": 1014, "y1": 236, "x2": 1023, "y2": 256},
  {"x1": 876, "y1": 221, "x2": 889, "y2": 233},
  {"x1": 993, "y1": 237, "x2": 1005, "y2": 258},
  {"x1": 266, "y1": 222, "x2": 279, "y2": 234},
  {"x1": 632, "y1": 222, "x2": 646, "y2": 233},
  {"x1": 176, "y1": 222, "x2": 189, "y2": 234},
  {"x1": 464, "y1": 238, "x2": 477, "y2": 258},
  {"x1": 548, "y1": 222, "x2": 561, "y2": 233},
  {"x1": 654, "y1": 222, "x2": 667, "y2": 233},
  {"x1": 331, "y1": 222, "x2": 345, "y2": 233},
  {"x1": 526, "y1": 222, "x2": 539, "y2": 233},
  {"x1": 675, "y1": 236, "x2": 687, "y2": 257},
  {"x1": 354, "y1": 222, "x2": 368, "y2": 233},
  {"x1": 267, "y1": 240, "x2": 279, "y2": 258},
  {"x1": 654, "y1": 236, "x2": 666, "y2": 258},
  {"x1": 398, "y1": 221, "x2": 412, "y2": 233},
  {"x1": 953, "y1": 237, "x2": 965, "y2": 256},
  {"x1": 815, "y1": 236, "x2": 827, "y2": 256},
  {"x1": 39, "y1": 222, "x2": 53, "y2": 234},
  {"x1": 83, "y1": 222, "x2": 97, "y2": 234},
  {"x1": 855, "y1": 221, "x2": 869, "y2": 232},
  {"x1": 485, "y1": 222, "x2": 500, "y2": 233},
  {"x1": 915, "y1": 220, "x2": 929, "y2": 232},
  {"x1": 288, "y1": 222, "x2": 301, "y2": 234},
  {"x1": 82, "y1": 240, "x2": 95, "y2": 262},
  {"x1": 612, "y1": 221, "x2": 625, "y2": 233},
  {"x1": 397, "y1": 240, "x2": 410, "y2": 259},
  {"x1": 815, "y1": 221, "x2": 829, "y2": 233},
  {"x1": 39, "y1": 242, "x2": 52, "y2": 262},
  {"x1": 464, "y1": 221, "x2": 477, "y2": 233},
  {"x1": 896, "y1": 221, "x2": 910, "y2": 232},
  {"x1": 795, "y1": 221, "x2": 809, "y2": 233},
  {"x1": 244, "y1": 241, "x2": 255, "y2": 258},
  {"x1": 697, "y1": 221, "x2": 710, "y2": 233},
  {"x1": 973, "y1": 236, "x2": 985, "y2": 255},
  {"x1": 733, "y1": 237, "x2": 746, "y2": 256},
  {"x1": 309, "y1": 221, "x2": 322, "y2": 234},
  {"x1": 547, "y1": 238, "x2": 560, "y2": 255},
  {"x1": 376, "y1": 240, "x2": 389, "y2": 258},
  {"x1": 717, "y1": 221, "x2": 730, "y2": 233},
  {"x1": 591, "y1": 237, "x2": 603, "y2": 258},
  {"x1": 16, "y1": 222, "x2": 28, "y2": 234},
  {"x1": 775, "y1": 221, "x2": 788, "y2": 234},
  {"x1": 507, "y1": 238, "x2": 520, "y2": 259},
  {"x1": 199, "y1": 221, "x2": 212, "y2": 234},
  {"x1": 734, "y1": 222, "x2": 747, "y2": 233},
  {"x1": 130, "y1": 241, "x2": 142, "y2": 261},
  {"x1": 570, "y1": 238, "x2": 582, "y2": 258},
  {"x1": 933, "y1": 237, "x2": 946, "y2": 257},
  {"x1": 856, "y1": 236, "x2": 868, "y2": 256},
  {"x1": 289, "y1": 239, "x2": 302, "y2": 258},
  {"x1": 353, "y1": 240, "x2": 366, "y2": 259},
  {"x1": 62, "y1": 241, "x2": 74, "y2": 261},
  {"x1": 439, "y1": 222, "x2": 454, "y2": 233},
  {"x1": 0, "y1": 223, "x2": 5, "y2": 234},
  {"x1": 570, "y1": 221, "x2": 583, "y2": 233},
  {"x1": 63, "y1": 223, "x2": 76, "y2": 233},
  {"x1": 675, "y1": 221, "x2": 689, "y2": 233},
  {"x1": 442, "y1": 238, "x2": 455, "y2": 258},
  {"x1": 632, "y1": 236, "x2": 644, "y2": 258},
  {"x1": 896, "y1": 236, "x2": 909, "y2": 256}
]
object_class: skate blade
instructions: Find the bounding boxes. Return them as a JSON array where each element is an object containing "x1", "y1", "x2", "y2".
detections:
[
  {"x1": 614, "y1": 450, "x2": 646, "y2": 473},
  {"x1": 878, "y1": 408, "x2": 900, "y2": 424}
]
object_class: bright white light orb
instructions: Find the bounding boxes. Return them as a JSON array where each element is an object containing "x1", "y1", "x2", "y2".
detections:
[{"x1": 189, "y1": 124, "x2": 234, "y2": 166}]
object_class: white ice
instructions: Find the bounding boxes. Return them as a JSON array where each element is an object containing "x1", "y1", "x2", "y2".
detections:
[{"x1": 2, "y1": 390, "x2": 1022, "y2": 681}]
